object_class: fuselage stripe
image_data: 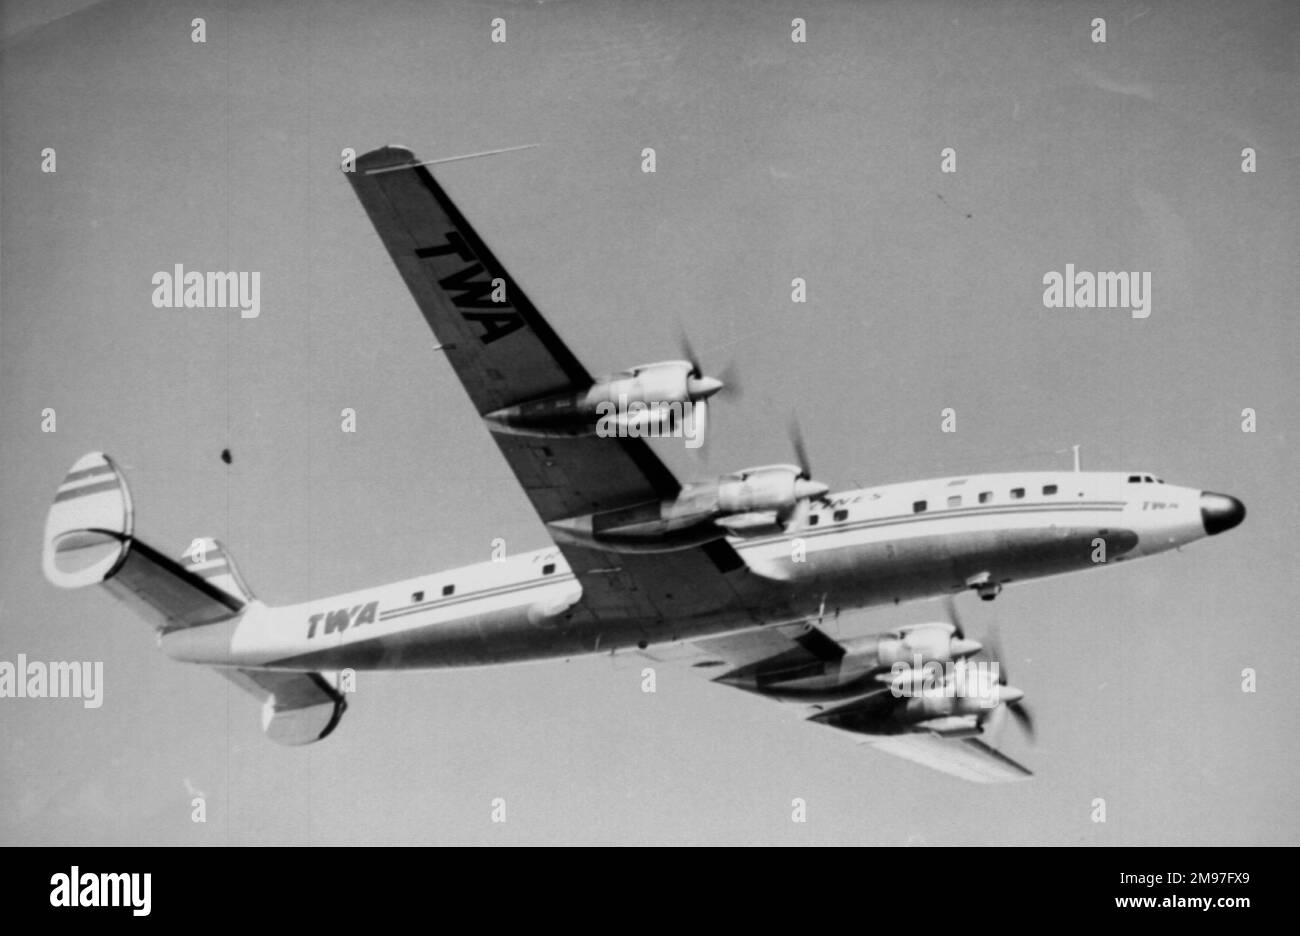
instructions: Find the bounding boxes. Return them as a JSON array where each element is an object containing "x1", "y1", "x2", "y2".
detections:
[
  {"x1": 735, "y1": 500, "x2": 1126, "y2": 547},
  {"x1": 378, "y1": 573, "x2": 579, "y2": 622},
  {"x1": 372, "y1": 501, "x2": 1126, "y2": 623}
]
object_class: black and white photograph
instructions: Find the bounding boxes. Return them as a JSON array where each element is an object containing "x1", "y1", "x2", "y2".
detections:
[{"x1": 1, "y1": 0, "x2": 1296, "y2": 866}]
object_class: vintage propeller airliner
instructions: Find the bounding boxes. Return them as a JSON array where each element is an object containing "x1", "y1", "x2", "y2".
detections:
[{"x1": 42, "y1": 146, "x2": 1245, "y2": 782}]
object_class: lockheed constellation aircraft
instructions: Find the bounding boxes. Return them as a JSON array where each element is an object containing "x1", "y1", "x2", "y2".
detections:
[{"x1": 42, "y1": 146, "x2": 1245, "y2": 782}]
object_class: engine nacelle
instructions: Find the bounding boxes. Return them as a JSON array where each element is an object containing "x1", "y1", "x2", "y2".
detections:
[
  {"x1": 878, "y1": 623, "x2": 956, "y2": 666},
  {"x1": 717, "y1": 464, "x2": 804, "y2": 515},
  {"x1": 482, "y1": 361, "x2": 720, "y2": 438},
  {"x1": 592, "y1": 360, "x2": 693, "y2": 408},
  {"x1": 903, "y1": 691, "x2": 1000, "y2": 722},
  {"x1": 844, "y1": 622, "x2": 982, "y2": 671},
  {"x1": 546, "y1": 460, "x2": 830, "y2": 553}
]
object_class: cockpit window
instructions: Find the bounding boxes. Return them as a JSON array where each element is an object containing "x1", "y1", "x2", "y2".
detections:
[{"x1": 1128, "y1": 475, "x2": 1142, "y2": 483}]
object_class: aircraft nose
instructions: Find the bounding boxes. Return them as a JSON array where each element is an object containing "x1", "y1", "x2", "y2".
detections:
[{"x1": 1200, "y1": 492, "x2": 1245, "y2": 536}]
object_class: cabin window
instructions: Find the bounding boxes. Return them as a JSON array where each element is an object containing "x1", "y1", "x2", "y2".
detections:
[
  {"x1": 542, "y1": 563, "x2": 555, "y2": 576},
  {"x1": 833, "y1": 509, "x2": 848, "y2": 522},
  {"x1": 1043, "y1": 484, "x2": 1058, "y2": 495},
  {"x1": 979, "y1": 491, "x2": 992, "y2": 504},
  {"x1": 913, "y1": 500, "x2": 927, "y2": 513},
  {"x1": 412, "y1": 591, "x2": 424, "y2": 602},
  {"x1": 1010, "y1": 487, "x2": 1025, "y2": 499},
  {"x1": 947, "y1": 495, "x2": 961, "y2": 508},
  {"x1": 442, "y1": 584, "x2": 455, "y2": 597},
  {"x1": 808, "y1": 514, "x2": 819, "y2": 527}
]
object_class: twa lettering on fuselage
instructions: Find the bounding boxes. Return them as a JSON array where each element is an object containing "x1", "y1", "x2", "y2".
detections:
[
  {"x1": 415, "y1": 231, "x2": 524, "y2": 345},
  {"x1": 306, "y1": 600, "x2": 379, "y2": 639}
]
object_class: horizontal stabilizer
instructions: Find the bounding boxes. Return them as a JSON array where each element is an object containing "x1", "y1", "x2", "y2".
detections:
[{"x1": 220, "y1": 668, "x2": 347, "y2": 745}]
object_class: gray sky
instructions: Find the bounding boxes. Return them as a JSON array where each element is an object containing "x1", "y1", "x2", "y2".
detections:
[{"x1": 2, "y1": 0, "x2": 1297, "y2": 844}]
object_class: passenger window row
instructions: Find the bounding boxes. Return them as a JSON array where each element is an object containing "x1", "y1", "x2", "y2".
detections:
[
  {"x1": 811, "y1": 482, "x2": 1063, "y2": 524},
  {"x1": 914, "y1": 484, "x2": 1059, "y2": 513},
  {"x1": 410, "y1": 583, "x2": 455, "y2": 603}
]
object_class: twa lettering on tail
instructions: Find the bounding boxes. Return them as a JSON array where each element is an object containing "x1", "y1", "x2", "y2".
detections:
[{"x1": 307, "y1": 601, "x2": 379, "y2": 639}]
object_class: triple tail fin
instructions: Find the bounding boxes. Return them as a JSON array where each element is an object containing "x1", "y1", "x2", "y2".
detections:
[
  {"x1": 177, "y1": 537, "x2": 255, "y2": 609},
  {"x1": 43, "y1": 453, "x2": 347, "y2": 745}
]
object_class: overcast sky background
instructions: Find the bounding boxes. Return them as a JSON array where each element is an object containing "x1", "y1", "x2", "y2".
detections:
[{"x1": 2, "y1": 0, "x2": 1297, "y2": 845}]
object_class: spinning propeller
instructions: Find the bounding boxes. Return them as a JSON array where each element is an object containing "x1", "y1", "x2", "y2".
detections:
[
  {"x1": 677, "y1": 331, "x2": 741, "y2": 452},
  {"x1": 947, "y1": 595, "x2": 1035, "y2": 743}
]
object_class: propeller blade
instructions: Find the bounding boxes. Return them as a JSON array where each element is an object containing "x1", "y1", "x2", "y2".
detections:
[
  {"x1": 1009, "y1": 701, "x2": 1036, "y2": 741},
  {"x1": 944, "y1": 593, "x2": 966, "y2": 640},
  {"x1": 984, "y1": 622, "x2": 1009, "y2": 684},
  {"x1": 788, "y1": 417, "x2": 813, "y2": 480},
  {"x1": 980, "y1": 700, "x2": 1007, "y2": 743},
  {"x1": 678, "y1": 330, "x2": 702, "y2": 377},
  {"x1": 974, "y1": 618, "x2": 1035, "y2": 746},
  {"x1": 780, "y1": 496, "x2": 811, "y2": 530},
  {"x1": 678, "y1": 329, "x2": 734, "y2": 404},
  {"x1": 717, "y1": 361, "x2": 742, "y2": 400}
]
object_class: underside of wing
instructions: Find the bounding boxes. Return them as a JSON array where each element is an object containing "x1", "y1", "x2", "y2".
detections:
[
  {"x1": 866, "y1": 735, "x2": 1033, "y2": 784},
  {"x1": 348, "y1": 145, "x2": 677, "y2": 517},
  {"x1": 646, "y1": 623, "x2": 1033, "y2": 783},
  {"x1": 349, "y1": 146, "x2": 590, "y2": 418}
]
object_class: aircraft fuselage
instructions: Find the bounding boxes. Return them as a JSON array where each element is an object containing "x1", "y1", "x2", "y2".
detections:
[{"x1": 160, "y1": 470, "x2": 1240, "y2": 672}]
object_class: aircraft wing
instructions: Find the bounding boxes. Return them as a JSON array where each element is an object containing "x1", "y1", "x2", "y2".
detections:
[
  {"x1": 869, "y1": 735, "x2": 1033, "y2": 784},
  {"x1": 347, "y1": 146, "x2": 753, "y2": 628},
  {"x1": 643, "y1": 623, "x2": 1033, "y2": 784}
]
